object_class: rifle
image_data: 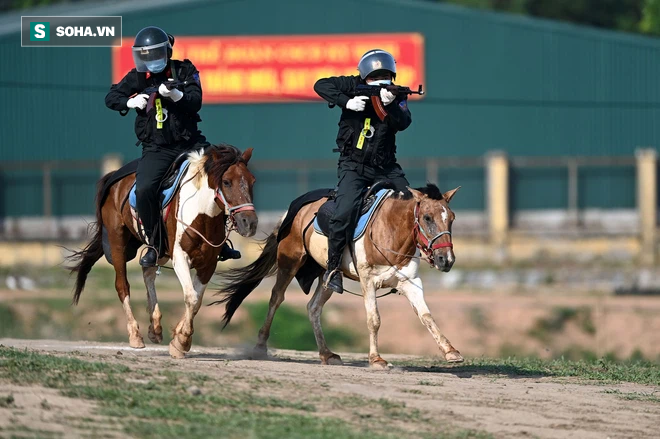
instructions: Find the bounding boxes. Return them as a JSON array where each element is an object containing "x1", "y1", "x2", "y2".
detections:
[
  {"x1": 354, "y1": 84, "x2": 424, "y2": 121},
  {"x1": 122, "y1": 80, "x2": 190, "y2": 115}
]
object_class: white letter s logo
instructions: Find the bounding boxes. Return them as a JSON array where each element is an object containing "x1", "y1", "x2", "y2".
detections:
[{"x1": 35, "y1": 24, "x2": 45, "y2": 39}]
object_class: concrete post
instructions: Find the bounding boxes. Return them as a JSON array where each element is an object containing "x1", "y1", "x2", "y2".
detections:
[
  {"x1": 486, "y1": 151, "x2": 509, "y2": 258},
  {"x1": 101, "y1": 154, "x2": 123, "y2": 176},
  {"x1": 636, "y1": 148, "x2": 657, "y2": 265}
]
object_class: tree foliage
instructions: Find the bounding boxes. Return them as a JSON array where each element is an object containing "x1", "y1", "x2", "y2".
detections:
[{"x1": 441, "y1": 0, "x2": 660, "y2": 36}]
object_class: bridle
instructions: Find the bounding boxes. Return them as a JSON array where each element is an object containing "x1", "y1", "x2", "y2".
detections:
[
  {"x1": 214, "y1": 185, "x2": 255, "y2": 229},
  {"x1": 413, "y1": 202, "x2": 453, "y2": 266}
]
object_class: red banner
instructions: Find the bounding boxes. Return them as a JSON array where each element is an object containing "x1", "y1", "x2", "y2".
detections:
[{"x1": 112, "y1": 33, "x2": 424, "y2": 104}]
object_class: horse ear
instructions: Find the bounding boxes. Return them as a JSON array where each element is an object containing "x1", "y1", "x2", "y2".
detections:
[
  {"x1": 443, "y1": 186, "x2": 461, "y2": 203},
  {"x1": 406, "y1": 186, "x2": 424, "y2": 202},
  {"x1": 242, "y1": 148, "x2": 253, "y2": 163}
]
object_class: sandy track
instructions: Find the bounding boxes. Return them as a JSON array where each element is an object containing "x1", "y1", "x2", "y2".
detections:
[{"x1": 1, "y1": 338, "x2": 659, "y2": 438}]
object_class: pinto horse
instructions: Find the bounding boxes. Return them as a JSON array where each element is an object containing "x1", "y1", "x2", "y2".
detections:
[
  {"x1": 214, "y1": 183, "x2": 462, "y2": 368},
  {"x1": 67, "y1": 144, "x2": 257, "y2": 358}
]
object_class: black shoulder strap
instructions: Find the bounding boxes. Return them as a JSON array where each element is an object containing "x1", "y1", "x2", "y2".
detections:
[{"x1": 170, "y1": 60, "x2": 178, "y2": 81}]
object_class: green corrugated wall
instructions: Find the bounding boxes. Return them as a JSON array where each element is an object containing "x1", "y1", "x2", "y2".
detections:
[{"x1": 1, "y1": 0, "x2": 659, "y2": 214}]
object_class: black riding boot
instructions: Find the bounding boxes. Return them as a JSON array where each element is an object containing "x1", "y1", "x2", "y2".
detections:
[
  {"x1": 218, "y1": 243, "x2": 241, "y2": 261},
  {"x1": 139, "y1": 247, "x2": 159, "y2": 267},
  {"x1": 323, "y1": 254, "x2": 343, "y2": 294},
  {"x1": 139, "y1": 233, "x2": 163, "y2": 268}
]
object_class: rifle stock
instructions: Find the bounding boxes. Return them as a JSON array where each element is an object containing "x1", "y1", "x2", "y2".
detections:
[{"x1": 354, "y1": 84, "x2": 423, "y2": 121}]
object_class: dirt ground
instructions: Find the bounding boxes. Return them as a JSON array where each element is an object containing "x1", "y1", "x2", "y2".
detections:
[{"x1": 1, "y1": 338, "x2": 658, "y2": 439}]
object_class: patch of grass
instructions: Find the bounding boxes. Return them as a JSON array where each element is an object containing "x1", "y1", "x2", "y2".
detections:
[
  {"x1": 528, "y1": 306, "x2": 595, "y2": 342},
  {"x1": 0, "y1": 347, "x2": 130, "y2": 386},
  {"x1": 418, "y1": 380, "x2": 443, "y2": 386},
  {"x1": 0, "y1": 347, "x2": 488, "y2": 439},
  {"x1": 603, "y1": 389, "x2": 660, "y2": 403},
  {"x1": 0, "y1": 304, "x2": 23, "y2": 338},
  {"x1": 398, "y1": 356, "x2": 660, "y2": 385},
  {"x1": 0, "y1": 393, "x2": 15, "y2": 407},
  {"x1": 243, "y1": 301, "x2": 360, "y2": 351},
  {"x1": 1, "y1": 425, "x2": 63, "y2": 438},
  {"x1": 401, "y1": 388, "x2": 423, "y2": 394},
  {"x1": 557, "y1": 346, "x2": 599, "y2": 362}
]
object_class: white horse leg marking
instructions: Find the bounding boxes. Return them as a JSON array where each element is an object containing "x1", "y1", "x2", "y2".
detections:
[
  {"x1": 399, "y1": 277, "x2": 463, "y2": 362},
  {"x1": 361, "y1": 280, "x2": 388, "y2": 368},
  {"x1": 143, "y1": 266, "x2": 163, "y2": 344},
  {"x1": 121, "y1": 296, "x2": 145, "y2": 349},
  {"x1": 191, "y1": 275, "x2": 208, "y2": 316},
  {"x1": 307, "y1": 276, "x2": 341, "y2": 365},
  {"x1": 169, "y1": 243, "x2": 196, "y2": 358}
]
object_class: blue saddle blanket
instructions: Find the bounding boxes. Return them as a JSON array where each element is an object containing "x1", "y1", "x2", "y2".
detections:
[
  {"x1": 129, "y1": 160, "x2": 190, "y2": 210},
  {"x1": 313, "y1": 189, "x2": 391, "y2": 241}
]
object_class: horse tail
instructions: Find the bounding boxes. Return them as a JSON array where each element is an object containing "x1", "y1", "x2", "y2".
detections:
[
  {"x1": 66, "y1": 171, "x2": 114, "y2": 305},
  {"x1": 212, "y1": 224, "x2": 281, "y2": 328}
]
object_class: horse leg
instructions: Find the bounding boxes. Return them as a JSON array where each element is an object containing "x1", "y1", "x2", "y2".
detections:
[
  {"x1": 253, "y1": 267, "x2": 297, "y2": 359},
  {"x1": 362, "y1": 281, "x2": 388, "y2": 369},
  {"x1": 142, "y1": 266, "x2": 163, "y2": 344},
  {"x1": 110, "y1": 228, "x2": 144, "y2": 349},
  {"x1": 399, "y1": 277, "x2": 463, "y2": 363},
  {"x1": 307, "y1": 275, "x2": 342, "y2": 365},
  {"x1": 169, "y1": 246, "x2": 198, "y2": 359}
]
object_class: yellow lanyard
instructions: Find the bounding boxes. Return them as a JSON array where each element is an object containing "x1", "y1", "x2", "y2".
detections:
[
  {"x1": 155, "y1": 98, "x2": 163, "y2": 130},
  {"x1": 356, "y1": 118, "x2": 371, "y2": 150}
]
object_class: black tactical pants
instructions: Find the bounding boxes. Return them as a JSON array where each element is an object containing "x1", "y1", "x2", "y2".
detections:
[
  {"x1": 327, "y1": 158, "x2": 410, "y2": 265},
  {"x1": 135, "y1": 141, "x2": 207, "y2": 251}
]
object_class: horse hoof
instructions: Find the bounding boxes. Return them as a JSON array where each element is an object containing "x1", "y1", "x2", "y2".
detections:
[
  {"x1": 321, "y1": 353, "x2": 343, "y2": 366},
  {"x1": 369, "y1": 357, "x2": 390, "y2": 370},
  {"x1": 445, "y1": 350, "x2": 464, "y2": 363},
  {"x1": 251, "y1": 346, "x2": 268, "y2": 360},
  {"x1": 148, "y1": 326, "x2": 163, "y2": 344},
  {"x1": 129, "y1": 335, "x2": 145, "y2": 349},
  {"x1": 169, "y1": 340, "x2": 186, "y2": 359},
  {"x1": 171, "y1": 333, "x2": 192, "y2": 353}
]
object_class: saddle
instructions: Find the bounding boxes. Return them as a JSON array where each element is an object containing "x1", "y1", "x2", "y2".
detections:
[
  {"x1": 103, "y1": 150, "x2": 194, "y2": 265},
  {"x1": 128, "y1": 150, "x2": 191, "y2": 210},
  {"x1": 314, "y1": 180, "x2": 395, "y2": 240}
]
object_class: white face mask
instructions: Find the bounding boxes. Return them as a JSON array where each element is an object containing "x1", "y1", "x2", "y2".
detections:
[{"x1": 367, "y1": 79, "x2": 392, "y2": 86}]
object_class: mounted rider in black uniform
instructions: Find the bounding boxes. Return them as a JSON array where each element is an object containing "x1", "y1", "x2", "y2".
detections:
[
  {"x1": 105, "y1": 26, "x2": 240, "y2": 267},
  {"x1": 313, "y1": 49, "x2": 413, "y2": 293}
]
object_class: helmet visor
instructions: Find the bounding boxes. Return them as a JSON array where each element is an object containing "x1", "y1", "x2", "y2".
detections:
[
  {"x1": 357, "y1": 50, "x2": 397, "y2": 79},
  {"x1": 132, "y1": 42, "x2": 169, "y2": 73}
]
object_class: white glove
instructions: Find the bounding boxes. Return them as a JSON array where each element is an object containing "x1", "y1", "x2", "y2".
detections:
[
  {"x1": 346, "y1": 96, "x2": 369, "y2": 112},
  {"x1": 126, "y1": 94, "x2": 149, "y2": 110},
  {"x1": 159, "y1": 82, "x2": 183, "y2": 102},
  {"x1": 380, "y1": 88, "x2": 396, "y2": 105}
]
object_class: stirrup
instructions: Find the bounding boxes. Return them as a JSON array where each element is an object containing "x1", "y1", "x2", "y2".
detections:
[{"x1": 323, "y1": 266, "x2": 341, "y2": 288}]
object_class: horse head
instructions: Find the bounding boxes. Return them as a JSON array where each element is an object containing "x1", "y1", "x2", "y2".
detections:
[
  {"x1": 198, "y1": 144, "x2": 258, "y2": 237},
  {"x1": 407, "y1": 184, "x2": 460, "y2": 272}
]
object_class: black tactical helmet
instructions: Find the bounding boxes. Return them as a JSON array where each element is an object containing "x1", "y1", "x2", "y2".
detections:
[
  {"x1": 132, "y1": 26, "x2": 172, "y2": 73},
  {"x1": 357, "y1": 49, "x2": 397, "y2": 80}
]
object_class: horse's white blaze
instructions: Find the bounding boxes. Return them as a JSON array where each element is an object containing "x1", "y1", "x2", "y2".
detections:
[
  {"x1": 441, "y1": 206, "x2": 448, "y2": 224},
  {"x1": 446, "y1": 250, "x2": 454, "y2": 264}
]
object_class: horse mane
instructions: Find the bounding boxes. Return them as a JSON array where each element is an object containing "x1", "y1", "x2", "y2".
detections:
[
  {"x1": 396, "y1": 183, "x2": 444, "y2": 201},
  {"x1": 187, "y1": 143, "x2": 245, "y2": 189}
]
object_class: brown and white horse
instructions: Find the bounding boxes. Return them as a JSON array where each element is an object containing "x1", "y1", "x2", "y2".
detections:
[
  {"x1": 214, "y1": 184, "x2": 463, "y2": 368},
  {"x1": 67, "y1": 144, "x2": 257, "y2": 358}
]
